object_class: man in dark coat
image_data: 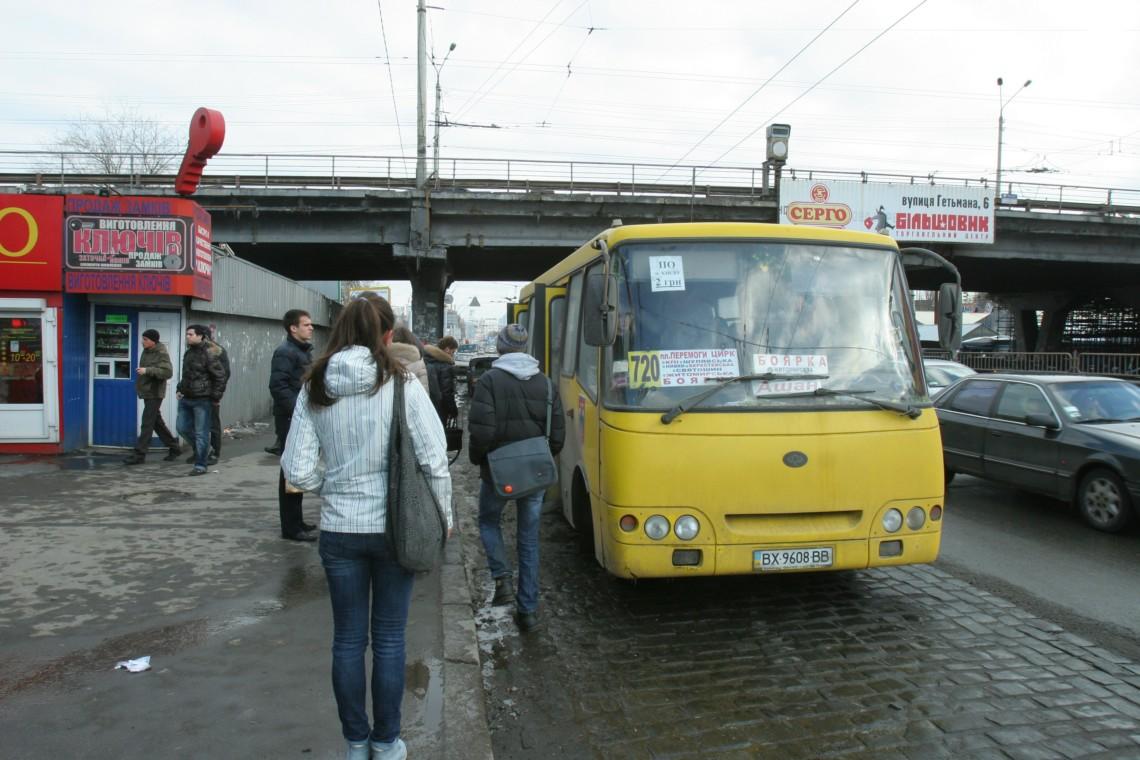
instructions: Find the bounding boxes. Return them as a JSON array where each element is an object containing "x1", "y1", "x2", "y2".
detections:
[
  {"x1": 124, "y1": 329, "x2": 181, "y2": 465},
  {"x1": 468, "y1": 324, "x2": 565, "y2": 632},
  {"x1": 176, "y1": 325, "x2": 227, "y2": 476},
  {"x1": 423, "y1": 335, "x2": 458, "y2": 423},
  {"x1": 268, "y1": 309, "x2": 316, "y2": 541},
  {"x1": 203, "y1": 328, "x2": 231, "y2": 465}
]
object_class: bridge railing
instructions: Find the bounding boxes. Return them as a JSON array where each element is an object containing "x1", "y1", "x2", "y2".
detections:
[
  {"x1": 1, "y1": 150, "x2": 1139, "y2": 213},
  {"x1": 947, "y1": 351, "x2": 1140, "y2": 378}
]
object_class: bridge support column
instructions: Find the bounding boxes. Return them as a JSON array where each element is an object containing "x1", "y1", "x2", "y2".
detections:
[
  {"x1": 1037, "y1": 307, "x2": 1071, "y2": 352},
  {"x1": 1014, "y1": 309, "x2": 1039, "y2": 353},
  {"x1": 406, "y1": 257, "x2": 449, "y2": 341}
]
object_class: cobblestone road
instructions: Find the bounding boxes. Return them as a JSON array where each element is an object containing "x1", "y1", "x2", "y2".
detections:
[{"x1": 454, "y1": 461, "x2": 1140, "y2": 759}]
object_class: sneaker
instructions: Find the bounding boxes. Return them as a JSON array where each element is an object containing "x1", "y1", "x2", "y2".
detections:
[
  {"x1": 264, "y1": 444, "x2": 283, "y2": 456},
  {"x1": 123, "y1": 454, "x2": 145, "y2": 465},
  {"x1": 162, "y1": 448, "x2": 182, "y2": 462},
  {"x1": 515, "y1": 610, "x2": 541, "y2": 632},
  {"x1": 282, "y1": 529, "x2": 317, "y2": 542},
  {"x1": 188, "y1": 467, "x2": 208, "y2": 477},
  {"x1": 345, "y1": 740, "x2": 370, "y2": 760},
  {"x1": 302, "y1": 522, "x2": 316, "y2": 532},
  {"x1": 491, "y1": 578, "x2": 512, "y2": 607},
  {"x1": 207, "y1": 455, "x2": 219, "y2": 466},
  {"x1": 369, "y1": 738, "x2": 407, "y2": 760}
]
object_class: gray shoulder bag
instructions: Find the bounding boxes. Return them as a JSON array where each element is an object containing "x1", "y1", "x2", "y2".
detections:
[
  {"x1": 387, "y1": 376, "x2": 447, "y2": 572},
  {"x1": 485, "y1": 375, "x2": 556, "y2": 499}
]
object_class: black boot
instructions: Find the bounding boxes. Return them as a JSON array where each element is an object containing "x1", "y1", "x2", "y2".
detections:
[
  {"x1": 123, "y1": 453, "x2": 145, "y2": 465},
  {"x1": 491, "y1": 578, "x2": 513, "y2": 607}
]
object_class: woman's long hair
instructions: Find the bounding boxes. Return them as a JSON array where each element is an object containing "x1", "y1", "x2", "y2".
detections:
[{"x1": 304, "y1": 296, "x2": 402, "y2": 407}]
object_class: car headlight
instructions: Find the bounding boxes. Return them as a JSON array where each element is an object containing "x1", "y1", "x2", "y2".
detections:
[
  {"x1": 882, "y1": 508, "x2": 903, "y2": 533},
  {"x1": 674, "y1": 515, "x2": 700, "y2": 540},
  {"x1": 906, "y1": 507, "x2": 926, "y2": 530},
  {"x1": 644, "y1": 515, "x2": 670, "y2": 540}
]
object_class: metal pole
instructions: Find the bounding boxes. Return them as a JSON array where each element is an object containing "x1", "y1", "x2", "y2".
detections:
[
  {"x1": 415, "y1": 0, "x2": 428, "y2": 191},
  {"x1": 996, "y1": 109, "x2": 1004, "y2": 200},
  {"x1": 433, "y1": 75, "x2": 442, "y2": 181}
]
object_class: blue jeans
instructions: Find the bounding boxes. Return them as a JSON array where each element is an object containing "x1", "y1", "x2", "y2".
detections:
[
  {"x1": 318, "y1": 531, "x2": 414, "y2": 744},
  {"x1": 176, "y1": 397, "x2": 212, "y2": 468},
  {"x1": 478, "y1": 479, "x2": 544, "y2": 614}
]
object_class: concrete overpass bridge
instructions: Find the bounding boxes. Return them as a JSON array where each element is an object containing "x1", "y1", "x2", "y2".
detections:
[{"x1": 5, "y1": 151, "x2": 1140, "y2": 348}]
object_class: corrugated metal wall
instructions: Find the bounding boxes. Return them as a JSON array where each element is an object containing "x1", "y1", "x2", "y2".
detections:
[{"x1": 188, "y1": 255, "x2": 340, "y2": 428}]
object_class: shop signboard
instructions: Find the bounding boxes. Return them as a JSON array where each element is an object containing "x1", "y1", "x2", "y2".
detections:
[
  {"x1": 0, "y1": 194, "x2": 64, "y2": 292},
  {"x1": 779, "y1": 179, "x2": 994, "y2": 244},
  {"x1": 63, "y1": 195, "x2": 213, "y2": 299}
]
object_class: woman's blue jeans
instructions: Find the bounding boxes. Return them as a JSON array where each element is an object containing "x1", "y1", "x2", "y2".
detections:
[
  {"x1": 318, "y1": 531, "x2": 414, "y2": 744},
  {"x1": 478, "y1": 479, "x2": 544, "y2": 614}
]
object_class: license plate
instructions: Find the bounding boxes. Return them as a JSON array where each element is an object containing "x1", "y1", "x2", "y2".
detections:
[{"x1": 754, "y1": 547, "x2": 834, "y2": 572}]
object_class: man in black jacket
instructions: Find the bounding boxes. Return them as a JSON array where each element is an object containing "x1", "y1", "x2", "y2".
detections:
[
  {"x1": 468, "y1": 324, "x2": 565, "y2": 631},
  {"x1": 203, "y1": 327, "x2": 230, "y2": 465},
  {"x1": 176, "y1": 325, "x2": 227, "y2": 476},
  {"x1": 268, "y1": 309, "x2": 316, "y2": 541}
]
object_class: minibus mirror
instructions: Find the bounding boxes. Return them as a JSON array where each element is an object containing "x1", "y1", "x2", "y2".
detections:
[
  {"x1": 583, "y1": 273, "x2": 618, "y2": 346},
  {"x1": 937, "y1": 282, "x2": 962, "y2": 352}
]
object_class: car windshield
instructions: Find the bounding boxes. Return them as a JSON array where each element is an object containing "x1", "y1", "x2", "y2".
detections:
[
  {"x1": 602, "y1": 240, "x2": 926, "y2": 412},
  {"x1": 1049, "y1": 380, "x2": 1140, "y2": 422}
]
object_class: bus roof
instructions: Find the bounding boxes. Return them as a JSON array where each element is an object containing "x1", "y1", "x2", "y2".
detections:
[{"x1": 518, "y1": 222, "x2": 898, "y2": 301}]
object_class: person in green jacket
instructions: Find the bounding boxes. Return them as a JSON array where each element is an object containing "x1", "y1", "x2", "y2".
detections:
[{"x1": 124, "y1": 329, "x2": 182, "y2": 465}]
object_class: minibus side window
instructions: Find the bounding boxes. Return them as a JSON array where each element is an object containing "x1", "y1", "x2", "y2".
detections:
[
  {"x1": 548, "y1": 296, "x2": 566, "y2": 379},
  {"x1": 576, "y1": 264, "x2": 602, "y2": 399},
  {"x1": 563, "y1": 272, "x2": 584, "y2": 377}
]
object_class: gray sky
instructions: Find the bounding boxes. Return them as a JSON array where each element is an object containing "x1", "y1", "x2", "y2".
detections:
[{"x1": 5, "y1": 0, "x2": 1140, "y2": 314}]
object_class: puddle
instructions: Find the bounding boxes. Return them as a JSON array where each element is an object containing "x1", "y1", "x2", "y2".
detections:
[
  {"x1": 0, "y1": 453, "x2": 126, "y2": 478},
  {"x1": 406, "y1": 658, "x2": 444, "y2": 733}
]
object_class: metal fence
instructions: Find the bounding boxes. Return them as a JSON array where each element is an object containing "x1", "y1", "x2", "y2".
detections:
[
  {"x1": 930, "y1": 351, "x2": 1140, "y2": 379},
  {"x1": 2, "y1": 150, "x2": 1139, "y2": 213}
]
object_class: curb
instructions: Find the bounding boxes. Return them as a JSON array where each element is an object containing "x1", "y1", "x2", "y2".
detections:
[{"x1": 441, "y1": 533, "x2": 494, "y2": 760}]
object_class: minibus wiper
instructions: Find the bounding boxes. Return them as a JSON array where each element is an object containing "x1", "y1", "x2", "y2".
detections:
[
  {"x1": 660, "y1": 373, "x2": 829, "y2": 424},
  {"x1": 759, "y1": 387, "x2": 922, "y2": 419}
]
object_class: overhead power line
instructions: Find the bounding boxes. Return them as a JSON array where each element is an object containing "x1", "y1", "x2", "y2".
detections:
[
  {"x1": 706, "y1": 0, "x2": 930, "y2": 169},
  {"x1": 661, "y1": 0, "x2": 859, "y2": 178},
  {"x1": 375, "y1": 0, "x2": 406, "y2": 169}
]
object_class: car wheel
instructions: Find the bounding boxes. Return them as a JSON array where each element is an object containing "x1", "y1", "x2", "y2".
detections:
[{"x1": 1076, "y1": 468, "x2": 1133, "y2": 533}]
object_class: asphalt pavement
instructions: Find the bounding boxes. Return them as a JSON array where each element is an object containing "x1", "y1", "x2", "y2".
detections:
[{"x1": 0, "y1": 427, "x2": 493, "y2": 760}]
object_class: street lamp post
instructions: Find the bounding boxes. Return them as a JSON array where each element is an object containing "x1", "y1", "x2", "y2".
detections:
[
  {"x1": 996, "y1": 77, "x2": 1031, "y2": 200},
  {"x1": 432, "y1": 43, "x2": 456, "y2": 181}
]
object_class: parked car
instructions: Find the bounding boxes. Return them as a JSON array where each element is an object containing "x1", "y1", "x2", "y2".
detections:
[
  {"x1": 923, "y1": 358, "x2": 977, "y2": 398},
  {"x1": 935, "y1": 374, "x2": 1140, "y2": 532}
]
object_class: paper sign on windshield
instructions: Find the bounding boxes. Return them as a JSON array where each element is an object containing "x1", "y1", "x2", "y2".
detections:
[
  {"x1": 627, "y1": 349, "x2": 738, "y2": 388},
  {"x1": 649, "y1": 256, "x2": 686, "y2": 292},
  {"x1": 752, "y1": 353, "x2": 828, "y2": 396}
]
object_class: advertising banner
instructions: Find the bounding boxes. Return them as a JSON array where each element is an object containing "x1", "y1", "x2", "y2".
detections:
[
  {"x1": 63, "y1": 196, "x2": 212, "y2": 298},
  {"x1": 779, "y1": 179, "x2": 994, "y2": 244},
  {"x1": 0, "y1": 194, "x2": 63, "y2": 292}
]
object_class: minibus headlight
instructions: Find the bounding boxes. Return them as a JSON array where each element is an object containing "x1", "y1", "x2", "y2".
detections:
[
  {"x1": 644, "y1": 515, "x2": 670, "y2": 540},
  {"x1": 674, "y1": 515, "x2": 700, "y2": 541},
  {"x1": 882, "y1": 509, "x2": 903, "y2": 533},
  {"x1": 906, "y1": 507, "x2": 926, "y2": 530}
]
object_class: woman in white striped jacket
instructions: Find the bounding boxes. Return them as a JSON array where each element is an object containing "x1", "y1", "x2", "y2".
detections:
[{"x1": 283, "y1": 296, "x2": 452, "y2": 760}]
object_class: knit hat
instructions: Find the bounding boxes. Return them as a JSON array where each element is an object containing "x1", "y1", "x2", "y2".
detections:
[
  {"x1": 142, "y1": 329, "x2": 160, "y2": 342},
  {"x1": 496, "y1": 323, "x2": 528, "y2": 354}
]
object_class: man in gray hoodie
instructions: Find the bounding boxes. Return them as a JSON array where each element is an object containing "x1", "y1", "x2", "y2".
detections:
[{"x1": 467, "y1": 324, "x2": 565, "y2": 632}]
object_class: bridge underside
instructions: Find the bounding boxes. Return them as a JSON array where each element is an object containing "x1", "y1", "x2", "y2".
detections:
[{"x1": 201, "y1": 188, "x2": 1140, "y2": 346}]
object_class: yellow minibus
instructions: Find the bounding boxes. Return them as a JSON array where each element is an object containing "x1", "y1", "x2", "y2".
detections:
[{"x1": 515, "y1": 222, "x2": 959, "y2": 579}]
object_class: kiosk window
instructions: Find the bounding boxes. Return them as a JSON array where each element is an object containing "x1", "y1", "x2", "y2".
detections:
[
  {"x1": 95, "y1": 322, "x2": 132, "y2": 380},
  {"x1": 0, "y1": 317, "x2": 44, "y2": 405}
]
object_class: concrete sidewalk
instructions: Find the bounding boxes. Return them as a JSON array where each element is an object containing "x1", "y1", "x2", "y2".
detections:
[{"x1": 0, "y1": 430, "x2": 492, "y2": 760}]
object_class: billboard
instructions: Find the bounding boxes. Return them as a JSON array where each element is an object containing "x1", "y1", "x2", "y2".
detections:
[
  {"x1": 779, "y1": 179, "x2": 994, "y2": 244},
  {"x1": 62, "y1": 196, "x2": 213, "y2": 299},
  {"x1": 0, "y1": 194, "x2": 64, "y2": 292}
]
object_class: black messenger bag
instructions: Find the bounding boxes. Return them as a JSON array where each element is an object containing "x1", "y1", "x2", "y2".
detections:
[{"x1": 485, "y1": 376, "x2": 556, "y2": 499}]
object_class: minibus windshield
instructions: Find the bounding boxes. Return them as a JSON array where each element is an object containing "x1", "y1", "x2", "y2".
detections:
[{"x1": 602, "y1": 240, "x2": 925, "y2": 412}]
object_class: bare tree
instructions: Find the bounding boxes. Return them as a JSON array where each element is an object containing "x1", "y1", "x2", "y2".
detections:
[{"x1": 56, "y1": 105, "x2": 182, "y2": 174}]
